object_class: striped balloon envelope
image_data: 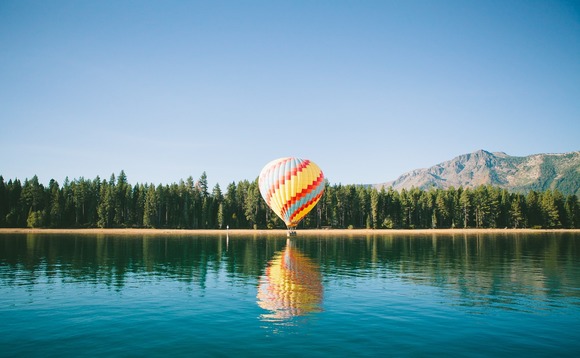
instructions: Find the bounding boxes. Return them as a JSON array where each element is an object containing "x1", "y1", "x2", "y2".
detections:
[{"x1": 258, "y1": 157, "x2": 325, "y2": 233}]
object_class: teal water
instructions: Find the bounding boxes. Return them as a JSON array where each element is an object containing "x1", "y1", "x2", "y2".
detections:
[{"x1": 1, "y1": 232, "x2": 579, "y2": 357}]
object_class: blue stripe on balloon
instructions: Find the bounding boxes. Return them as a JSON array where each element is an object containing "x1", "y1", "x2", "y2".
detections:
[{"x1": 284, "y1": 179, "x2": 325, "y2": 222}]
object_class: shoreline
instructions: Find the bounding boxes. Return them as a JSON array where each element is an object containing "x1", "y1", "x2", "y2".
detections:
[{"x1": 1, "y1": 228, "x2": 579, "y2": 236}]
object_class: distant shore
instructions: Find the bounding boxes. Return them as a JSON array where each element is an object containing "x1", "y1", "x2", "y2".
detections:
[{"x1": 1, "y1": 228, "x2": 579, "y2": 236}]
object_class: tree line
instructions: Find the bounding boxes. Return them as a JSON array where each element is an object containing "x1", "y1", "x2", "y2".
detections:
[{"x1": 1, "y1": 171, "x2": 578, "y2": 229}]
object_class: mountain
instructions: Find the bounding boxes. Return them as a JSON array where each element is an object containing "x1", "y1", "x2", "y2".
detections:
[{"x1": 375, "y1": 150, "x2": 580, "y2": 196}]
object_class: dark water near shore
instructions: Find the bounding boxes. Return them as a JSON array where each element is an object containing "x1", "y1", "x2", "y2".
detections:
[{"x1": 1, "y1": 232, "x2": 579, "y2": 357}]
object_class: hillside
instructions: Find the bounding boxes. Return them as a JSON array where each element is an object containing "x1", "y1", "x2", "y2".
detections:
[{"x1": 375, "y1": 150, "x2": 580, "y2": 196}]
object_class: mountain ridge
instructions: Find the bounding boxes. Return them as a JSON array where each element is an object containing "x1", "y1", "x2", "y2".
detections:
[{"x1": 375, "y1": 150, "x2": 580, "y2": 196}]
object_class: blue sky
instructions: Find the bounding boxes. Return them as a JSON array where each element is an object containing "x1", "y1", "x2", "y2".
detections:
[{"x1": 1, "y1": 0, "x2": 579, "y2": 188}]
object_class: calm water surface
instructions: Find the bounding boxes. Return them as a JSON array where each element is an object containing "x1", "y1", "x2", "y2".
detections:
[{"x1": 1, "y1": 232, "x2": 579, "y2": 357}]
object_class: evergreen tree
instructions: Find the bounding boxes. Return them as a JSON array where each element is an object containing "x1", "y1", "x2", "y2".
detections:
[
  {"x1": 21, "y1": 176, "x2": 46, "y2": 228},
  {"x1": 446, "y1": 186, "x2": 459, "y2": 228},
  {"x1": 383, "y1": 187, "x2": 399, "y2": 229},
  {"x1": 541, "y1": 190, "x2": 561, "y2": 228},
  {"x1": 435, "y1": 189, "x2": 449, "y2": 228},
  {"x1": 236, "y1": 180, "x2": 250, "y2": 228},
  {"x1": 210, "y1": 183, "x2": 223, "y2": 229},
  {"x1": 131, "y1": 184, "x2": 146, "y2": 227},
  {"x1": 509, "y1": 194, "x2": 525, "y2": 228},
  {"x1": 243, "y1": 179, "x2": 261, "y2": 229},
  {"x1": 5, "y1": 179, "x2": 22, "y2": 227},
  {"x1": 48, "y1": 179, "x2": 62, "y2": 227},
  {"x1": 97, "y1": 179, "x2": 114, "y2": 228},
  {"x1": 0, "y1": 176, "x2": 6, "y2": 227},
  {"x1": 459, "y1": 188, "x2": 472, "y2": 228},
  {"x1": 473, "y1": 186, "x2": 486, "y2": 228},
  {"x1": 143, "y1": 184, "x2": 157, "y2": 228},
  {"x1": 356, "y1": 186, "x2": 369, "y2": 228},
  {"x1": 217, "y1": 202, "x2": 225, "y2": 229},
  {"x1": 21, "y1": 175, "x2": 44, "y2": 214},
  {"x1": 198, "y1": 172, "x2": 209, "y2": 198},
  {"x1": 72, "y1": 178, "x2": 89, "y2": 225},
  {"x1": 553, "y1": 190, "x2": 567, "y2": 228},
  {"x1": 184, "y1": 176, "x2": 196, "y2": 228},
  {"x1": 223, "y1": 182, "x2": 238, "y2": 229},
  {"x1": 176, "y1": 180, "x2": 188, "y2": 228},
  {"x1": 526, "y1": 191, "x2": 542, "y2": 228},
  {"x1": 321, "y1": 180, "x2": 335, "y2": 227},
  {"x1": 61, "y1": 177, "x2": 75, "y2": 227},
  {"x1": 157, "y1": 184, "x2": 169, "y2": 227},
  {"x1": 565, "y1": 195, "x2": 579, "y2": 228},
  {"x1": 370, "y1": 187, "x2": 380, "y2": 229},
  {"x1": 335, "y1": 185, "x2": 347, "y2": 228},
  {"x1": 498, "y1": 189, "x2": 511, "y2": 228},
  {"x1": 114, "y1": 170, "x2": 129, "y2": 226},
  {"x1": 88, "y1": 177, "x2": 101, "y2": 226},
  {"x1": 191, "y1": 180, "x2": 202, "y2": 228}
]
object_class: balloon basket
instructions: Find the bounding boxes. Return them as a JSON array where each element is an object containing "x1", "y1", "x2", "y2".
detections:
[{"x1": 287, "y1": 228, "x2": 297, "y2": 237}]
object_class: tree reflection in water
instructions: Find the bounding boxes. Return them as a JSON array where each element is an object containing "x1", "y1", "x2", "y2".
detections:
[{"x1": 257, "y1": 239, "x2": 323, "y2": 323}]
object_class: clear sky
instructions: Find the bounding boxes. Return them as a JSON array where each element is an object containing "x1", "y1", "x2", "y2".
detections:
[{"x1": 1, "y1": 0, "x2": 579, "y2": 189}]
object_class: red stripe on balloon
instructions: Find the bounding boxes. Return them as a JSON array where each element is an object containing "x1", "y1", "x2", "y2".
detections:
[{"x1": 279, "y1": 171, "x2": 324, "y2": 221}]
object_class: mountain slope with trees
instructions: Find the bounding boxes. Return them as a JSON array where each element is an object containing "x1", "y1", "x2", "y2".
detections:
[{"x1": 376, "y1": 150, "x2": 580, "y2": 196}]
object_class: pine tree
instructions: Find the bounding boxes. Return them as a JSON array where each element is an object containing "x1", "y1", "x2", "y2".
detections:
[
  {"x1": 565, "y1": 195, "x2": 579, "y2": 228},
  {"x1": 61, "y1": 177, "x2": 74, "y2": 226},
  {"x1": 0, "y1": 176, "x2": 6, "y2": 227},
  {"x1": 435, "y1": 189, "x2": 448, "y2": 228},
  {"x1": 143, "y1": 184, "x2": 157, "y2": 228},
  {"x1": 447, "y1": 186, "x2": 459, "y2": 228},
  {"x1": 219, "y1": 182, "x2": 233, "y2": 229},
  {"x1": 459, "y1": 188, "x2": 472, "y2": 228},
  {"x1": 509, "y1": 194, "x2": 525, "y2": 228},
  {"x1": 210, "y1": 184, "x2": 223, "y2": 229},
  {"x1": 48, "y1": 179, "x2": 61, "y2": 227},
  {"x1": 97, "y1": 175, "x2": 116, "y2": 227},
  {"x1": 500, "y1": 189, "x2": 512, "y2": 228},
  {"x1": 370, "y1": 188, "x2": 380, "y2": 229},
  {"x1": 526, "y1": 191, "x2": 542, "y2": 228},
  {"x1": 541, "y1": 190, "x2": 561, "y2": 228},
  {"x1": 217, "y1": 202, "x2": 224, "y2": 229},
  {"x1": 198, "y1": 172, "x2": 209, "y2": 198},
  {"x1": 131, "y1": 184, "x2": 146, "y2": 227},
  {"x1": 243, "y1": 180, "x2": 261, "y2": 229},
  {"x1": 21, "y1": 175, "x2": 44, "y2": 214},
  {"x1": 114, "y1": 170, "x2": 129, "y2": 226},
  {"x1": 73, "y1": 178, "x2": 90, "y2": 225}
]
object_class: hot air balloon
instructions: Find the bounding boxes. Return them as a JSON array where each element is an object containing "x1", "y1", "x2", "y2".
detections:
[{"x1": 258, "y1": 157, "x2": 325, "y2": 235}]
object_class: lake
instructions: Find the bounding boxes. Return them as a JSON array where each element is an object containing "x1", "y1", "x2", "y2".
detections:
[{"x1": 1, "y1": 232, "x2": 579, "y2": 357}]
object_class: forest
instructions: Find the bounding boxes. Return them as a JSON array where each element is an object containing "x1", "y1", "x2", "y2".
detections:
[{"x1": 0, "y1": 170, "x2": 579, "y2": 230}]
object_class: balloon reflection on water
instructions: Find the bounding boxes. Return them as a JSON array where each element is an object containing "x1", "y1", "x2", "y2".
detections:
[{"x1": 257, "y1": 239, "x2": 323, "y2": 322}]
